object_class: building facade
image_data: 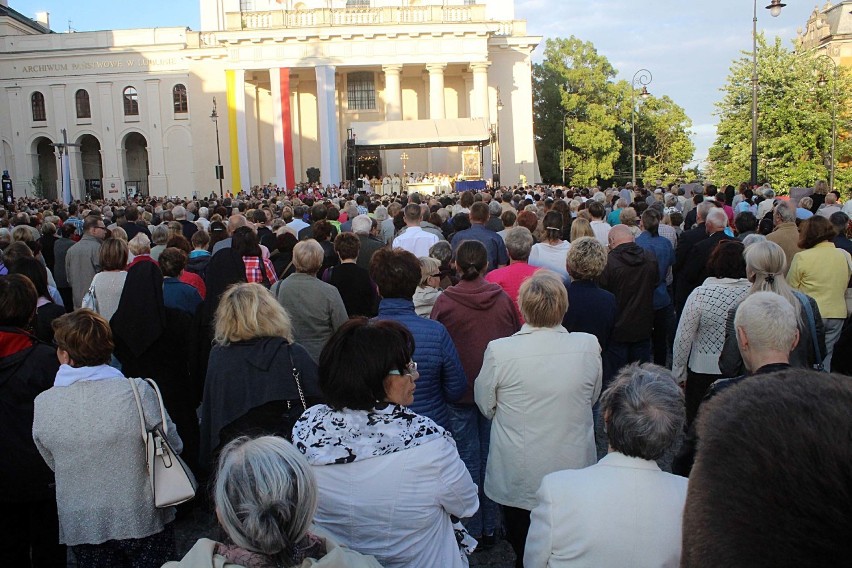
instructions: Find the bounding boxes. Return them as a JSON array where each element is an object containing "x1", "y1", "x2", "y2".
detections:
[{"x1": 0, "y1": 0, "x2": 540, "y2": 200}]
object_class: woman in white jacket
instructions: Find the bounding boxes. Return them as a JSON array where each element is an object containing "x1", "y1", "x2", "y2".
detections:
[
  {"x1": 293, "y1": 318, "x2": 479, "y2": 568},
  {"x1": 475, "y1": 270, "x2": 602, "y2": 568}
]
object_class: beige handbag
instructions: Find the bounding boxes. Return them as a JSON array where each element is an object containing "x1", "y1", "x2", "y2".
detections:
[
  {"x1": 845, "y1": 288, "x2": 852, "y2": 318},
  {"x1": 127, "y1": 377, "x2": 197, "y2": 508}
]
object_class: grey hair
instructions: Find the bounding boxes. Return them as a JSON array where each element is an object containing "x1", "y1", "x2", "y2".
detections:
[
  {"x1": 774, "y1": 202, "x2": 796, "y2": 223},
  {"x1": 429, "y1": 240, "x2": 452, "y2": 264},
  {"x1": 601, "y1": 363, "x2": 685, "y2": 461},
  {"x1": 696, "y1": 201, "x2": 714, "y2": 222},
  {"x1": 151, "y1": 224, "x2": 169, "y2": 246},
  {"x1": 351, "y1": 214, "x2": 372, "y2": 235},
  {"x1": 214, "y1": 436, "x2": 318, "y2": 561},
  {"x1": 742, "y1": 233, "x2": 766, "y2": 248},
  {"x1": 504, "y1": 226, "x2": 534, "y2": 261}
]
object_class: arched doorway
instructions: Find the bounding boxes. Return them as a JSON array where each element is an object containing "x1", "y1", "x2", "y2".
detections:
[
  {"x1": 33, "y1": 137, "x2": 58, "y2": 200},
  {"x1": 123, "y1": 132, "x2": 149, "y2": 197},
  {"x1": 78, "y1": 135, "x2": 103, "y2": 200}
]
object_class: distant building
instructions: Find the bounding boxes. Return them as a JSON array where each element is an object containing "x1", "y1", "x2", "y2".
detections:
[
  {"x1": 0, "y1": 0, "x2": 540, "y2": 200},
  {"x1": 797, "y1": 1, "x2": 852, "y2": 59}
]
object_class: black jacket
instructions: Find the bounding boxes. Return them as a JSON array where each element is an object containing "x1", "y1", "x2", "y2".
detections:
[
  {"x1": 0, "y1": 329, "x2": 59, "y2": 503},
  {"x1": 600, "y1": 243, "x2": 658, "y2": 343},
  {"x1": 677, "y1": 231, "x2": 732, "y2": 314}
]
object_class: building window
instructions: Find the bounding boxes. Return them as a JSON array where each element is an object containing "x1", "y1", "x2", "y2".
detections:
[
  {"x1": 31, "y1": 91, "x2": 46, "y2": 122},
  {"x1": 75, "y1": 89, "x2": 91, "y2": 119},
  {"x1": 123, "y1": 86, "x2": 139, "y2": 116},
  {"x1": 347, "y1": 72, "x2": 376, "y2": 111},
  {"x1": 240, "y1": 0, "x2": 254, "y2": 11},
  {"x1": 346, "y1": 0, "x2": 370, "y2": 7},
  {"x1": 464, "y1": 0, "x2": 477, "y2": 4},
  {"x1": 173, "y1": 84, "x2": 188, "y2": 114}
]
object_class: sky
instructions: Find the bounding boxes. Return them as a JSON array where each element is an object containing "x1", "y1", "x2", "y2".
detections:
[{"x1": 10, "y1": 0, "x2": 826, "y2": 167}]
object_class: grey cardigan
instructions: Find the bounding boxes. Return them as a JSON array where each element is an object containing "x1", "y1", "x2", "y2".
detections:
[
  {"x1": 33, "y1": 377, "x2": 181, "y2": 546},
  {"x1": 271, "y1": 272, "x2": 348, "y2": 363}
]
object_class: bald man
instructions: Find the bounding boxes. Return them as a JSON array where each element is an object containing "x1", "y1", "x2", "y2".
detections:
[{"x1": 600, "y1": 225, "x2": 659, "y2": 376}]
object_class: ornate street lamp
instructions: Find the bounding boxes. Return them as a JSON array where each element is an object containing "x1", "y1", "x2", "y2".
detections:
[
  {"x1": 816, "y1": 54, "x2": 838, "y2": 193},
  {"x1": 211, "y1": 97, "x2": 224, "y2": 198},
  {"x1": 631, "y1": 69, "x2": 652, "y2": 188},
  {"x1": 751, "y1": 0, "x2": 786, "y2": 187}
]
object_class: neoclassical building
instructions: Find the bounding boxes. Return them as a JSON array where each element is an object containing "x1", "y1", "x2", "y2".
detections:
[
  {"x1": 797, "y1": 2, "x2": 852, "y2": 61},
  {"x1": 0, "y1": 0, "x2": 540, "y2": 200}
]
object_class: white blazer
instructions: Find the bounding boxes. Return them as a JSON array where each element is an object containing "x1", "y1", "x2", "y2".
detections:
[
  {"x1": 474, "y1": 325, "x2": 602, "y2": 510},
  {"x1": 524, "y1": 452, "x2": 688, "y2": 568},
  {"x1": 311, "y1": 438, "x2": 478, "y2": 568}
]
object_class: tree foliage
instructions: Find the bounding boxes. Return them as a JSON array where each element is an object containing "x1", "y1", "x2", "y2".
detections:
[
  {"x1": 533, "y1": 37, "x2": 694, "y2": 187},
  {"x1": 708, "y1": 35, "x2": 852, "y2": 194}
]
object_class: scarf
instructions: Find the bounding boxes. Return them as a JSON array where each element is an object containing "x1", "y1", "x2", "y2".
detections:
[
  {"x1": 292, "y1": 403, "x2": 452, "y2": 466},
  {"x1": 214, "y1": 532, "x2": 326, "y2": 568},
  {"x1": 54, "y1": 363, "x2": 125, "y2": 387}
]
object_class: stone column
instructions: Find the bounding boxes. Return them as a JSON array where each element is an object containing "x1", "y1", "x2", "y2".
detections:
[
  {"x1": 233, "y1": 69, "x2": 251, "y2": 192},
  {"x1": 290, "y1": 77, "x2": 302, "y2": 184},
  {"x1": 96, "y1": 82, "x2": 122, "y2": 199},
  {"x1": 426, "y1": 64, "x2": 446, "y2": 120},
  {"x1": 315, "y1": 65, "x2": 341, "y2": 185},
  {"x1": 144, "y1": 79, "x2": 168, "y2": 196},
  {"x1": 470, "y1": 62, "x2": 490, "y2": 121},
  {"x1": 382, "y1": 64, "x2": 403, "y2": 120}
]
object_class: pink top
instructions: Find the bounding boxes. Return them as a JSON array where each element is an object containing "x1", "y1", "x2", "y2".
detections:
[{"x1": 484, "y1": 262, "x2": 541, "y2": 323}]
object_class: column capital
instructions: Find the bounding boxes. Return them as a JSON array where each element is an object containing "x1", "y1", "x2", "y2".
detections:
[
  {"x1": 382, "y1": 64, "x2": 403, "y2": 75},
  {"x1": 426, "y1": 63, "x2": 447, "y2": 75},
  {"x1": 469, "y1": 62, "x2": 491, "y2": 73}
]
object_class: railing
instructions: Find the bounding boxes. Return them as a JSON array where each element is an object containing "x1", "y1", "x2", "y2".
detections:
[{"x1": 228, "y1": 5, "x2": 488, "y2": 31}]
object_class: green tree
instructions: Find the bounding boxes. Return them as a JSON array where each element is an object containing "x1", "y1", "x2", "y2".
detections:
[
  {"x1": 708, "y1": 35, "x2": 852, "y2": 194},
  {"x1": 534, "y1": 37, "x2": 695, "y2": 187},
  {"x1": 533, "y1": 37, "x2": 621, "y2": 186}
]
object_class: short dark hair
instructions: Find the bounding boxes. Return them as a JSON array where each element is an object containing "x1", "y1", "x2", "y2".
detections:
[
  {"x1": 455, "y1": 240, "x2": 488, "y2": 280},
  {"x1": 159, "y1": 247, "x2": 188, "y2": 277},
  {"x1": 232, "y1": 226, "x2": 260, "y2": 257},
  {"x1": 734, "y1": 211, "x2": 757, "y2": 235},
  {"x1": 191, "y1": 230, "x2": 210, "y2": 249},
  {"x1": 312, "y1": 220, "x2": 333, "y2": 243},
  {"x1": 587, "y1": 201, "x2": 605, "y2": 220},
  {"x1": 683, "y1": 369, "x2": 852, "y2": 566},
  {"x1": 708, "y1": 240, "x2": 745, "y2": 279},
  {"x1": 0, "y1": 273, "x2": 37, "y2": 326},
  {"x1": 9, "y1": 256, "x2": 50, "y2": 300},
  {"x1": 125, "y1": 205, "x2": 139, "y2": 222},
  {"x1": 829, "y1": 211, "x2": 849, "y2": 235},
  {"x1": 798, "y1": 215, "x2": 837, "y2": 249},
  {"x1": 641, "y1": 209, "x2": 660, "y2": 237},
  {"x1": 166, "y1": 234, "x2": 192, "y2": 254},
  {"x1": 52, "y1": 309, "x2": 113, "y2": 367},
  {"x1": 310, "y1": 203, "x2": 327, "y2": 222},
  {"x1": 459, "y1": 191, "x2": 475, "y2": 208},
  {"x1": 469, "y1": 202, "x2": 489, "y2": 223},
  {"x1": 369, "y1": 247, "x2": 421, "y2": 299},
  {"x1": 516, "y1": 210, "x2": 538, "y2": 234},
  {"x1": 333, "y1": 232, "x2": 360, "y2": 261},
  {"x1": 451, "y1": 213, "x2": 471, "y2": 233},
  {"x1": 403, "y1": 204, "x2": 422, "y2": 223},
  {"x1": 318, "y1": 318, "x2": 414, "y2": 411}
]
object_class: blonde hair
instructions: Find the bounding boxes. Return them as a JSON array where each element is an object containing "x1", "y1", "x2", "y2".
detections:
[
  {"x1": 128, "y1": 233, "x2": 151, "y2": 255},
  {"x1": 418, "y1": 256, "x2": 441, "y2": 286},
  {"x1": 744, "y1": 240, "x2": 801, "y2": 325},
  {"x1": 214, "y1": 283, "x2": 293, "y2": 345},
  {"x1": 519, "y1": 270, "x2": 568, "y2": 327},
  {"x1": 292, "y1": 239, "x2": 323, "y2": 274},
  {"x1": 109, "y1": 226, "x2": 128, "y2": 242},
  {"x1": 567, "y1": 237, "x2": 608, "y2": 280},
  {"x1": 570, "y1": 217, "x2": 594, "y2": 241}
]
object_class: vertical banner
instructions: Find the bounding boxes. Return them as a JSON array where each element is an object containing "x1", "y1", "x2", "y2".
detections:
[
  {"x1": 225, "y1": 70, "x2": 241, "y2": 194},
  {"x1": 280, "y1": 70, "x2": 296, "y2": 190},
  {"x1": 315, "y1": 65, "x2": 341, "y2": 186}
]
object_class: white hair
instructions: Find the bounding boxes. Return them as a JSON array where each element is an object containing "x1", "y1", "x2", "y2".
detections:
[
  {"x1": 351, "y1": 214, "x2": 372, "y2": 235},
  {"x1": 735, "y1": 291, "x2": 798, "y2": 354},
  {"x1": 199, "y1": 206, "x2": 209, "y2": 219},
  {"x1": 705, "y1": 208, "x2": 728, "y2": 229}
]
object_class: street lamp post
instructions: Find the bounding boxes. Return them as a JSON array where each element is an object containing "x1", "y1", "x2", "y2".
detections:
[
  {"x1": 211, "y1": 97, "x2": 224, "y2": 198},
  {"x1": 493, "y1": 88, "x2": 504, "y2": 188},
  {"x1": 816, "y1": 54, "x2": 838, "y2": 193},
  {"x1": 751, "y1": 0, "x2": 786, "y2": 187},
  {"x1": 631, "y1": 69, "x2": 652, "y2": 188}
]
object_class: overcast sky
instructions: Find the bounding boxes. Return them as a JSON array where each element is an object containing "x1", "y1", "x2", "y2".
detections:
[{"x1": 12, "y1": 0, "x2": 826, "y2": 166}]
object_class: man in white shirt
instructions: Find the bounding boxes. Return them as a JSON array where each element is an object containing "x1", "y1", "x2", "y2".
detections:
[
  {"x1": 392, "y1": 203, "x2": 439, "y2": 257},
  {"x1": 525, "y1": 364, "x2": 687, "y2": 568},
  {"x1": 588, "y1": 201, "x2": 611, "y2": 246}
]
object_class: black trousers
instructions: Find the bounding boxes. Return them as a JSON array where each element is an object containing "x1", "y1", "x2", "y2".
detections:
[
  {"x1": 0, "y1": 498, "x2": 66, "y2": 568},
  {"x1": 502, "y1": 505, "x2": 531, "y2": 568},
  {"x1": 685, "y1": 369, "x2": 722, "y2": 427}
]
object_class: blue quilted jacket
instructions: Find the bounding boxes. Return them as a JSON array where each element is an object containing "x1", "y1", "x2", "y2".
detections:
[{"x1": 375, "y1": 298, "x2": 467, "y2": 429}]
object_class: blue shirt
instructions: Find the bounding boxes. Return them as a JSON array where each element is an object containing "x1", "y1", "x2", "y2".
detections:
[
  {"x1": 636, "y1": 231, "x2": 674, "y2": 310},
  {"x1": 451, "y1": 224, "x2": 509, "y2": 273}
]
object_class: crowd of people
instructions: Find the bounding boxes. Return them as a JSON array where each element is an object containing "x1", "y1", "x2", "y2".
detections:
[{"x1": 1, "y1": 178, "x2": 851, "y2": 568}]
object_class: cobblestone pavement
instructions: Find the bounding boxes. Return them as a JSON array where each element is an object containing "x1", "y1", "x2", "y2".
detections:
[{"x1": 68, "y1": 506, "x2": 518, "y2": 567}]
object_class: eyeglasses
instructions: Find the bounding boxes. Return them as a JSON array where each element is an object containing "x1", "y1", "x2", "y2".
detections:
[
  {"x1": 388, "y1": 361, "x2": 418, "y2": 376},
  {"x1": 430, "y1": 273, "x2": 441, "y2": 278}
]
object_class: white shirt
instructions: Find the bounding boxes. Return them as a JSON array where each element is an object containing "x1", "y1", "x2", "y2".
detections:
[
  {"x1": 312, "y1": 439, "x2": 478, "y2": 568},
  {"x1": 392, "y1": 226, "x2": 439, "y2": 258},
  {"x1": 590, "y1": 220, "x2": 611, "y2": 246},
  {"x1": 525, "y1": 452, "x2": 688, "y2": 568},
  {"x1": 529, "y1": 241, "x2": 571, "y2": 283}
]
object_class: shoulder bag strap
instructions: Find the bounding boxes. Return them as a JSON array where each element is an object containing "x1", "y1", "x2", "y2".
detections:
[
  {"x1": 793, "y1": 291, "x2": 823, "y2": 363},
  {"x1": 126, "y1": 377, "x2": 150, "y2": 444},
  {"x1": 259, "y1": 256, "x2": 271, "y2": 288},
  {"x1": 287, "y1": 343, "x2": 307, "y2": 411},
  {"x1": 142, "y1": 378, "x2": 170, "y2": 437}
]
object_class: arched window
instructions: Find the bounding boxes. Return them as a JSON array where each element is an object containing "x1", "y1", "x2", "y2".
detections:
[
  {"x1": 123, "y1": 86, "x2": 139, "y2": 116},
  {"x1": 173, "y1": 84, "x2": 188, "y2": 114},
  {"x1": 347, "y1": 72, "x2": 376, "y2": 110},
  {"x1": 31, "y1": 91, "x2": 46, "y2": 121},
  {"x1": 75, "y1": 89, "x2": 91, "y2": 119}
]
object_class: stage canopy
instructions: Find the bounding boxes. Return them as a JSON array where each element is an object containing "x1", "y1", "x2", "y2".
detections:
[{"x1": 350, "y1": 118, "x2": 491, "y2": 150}]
